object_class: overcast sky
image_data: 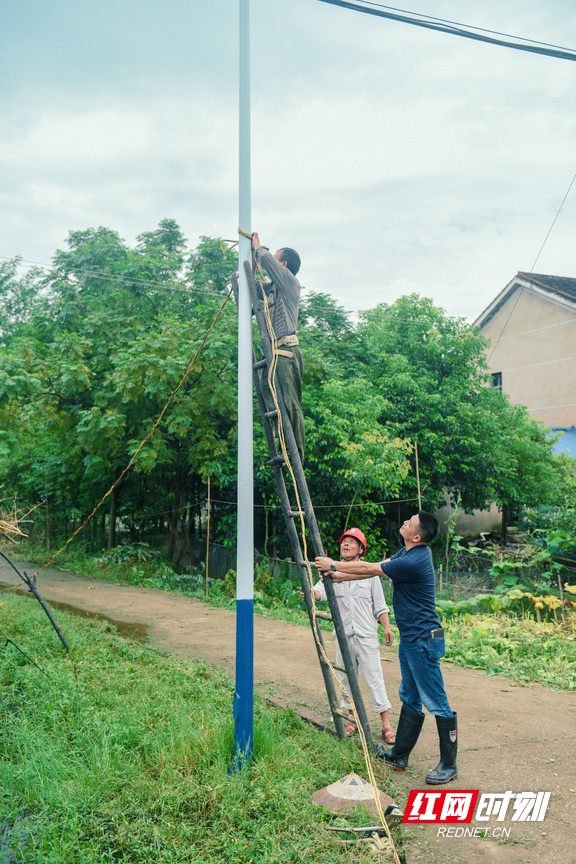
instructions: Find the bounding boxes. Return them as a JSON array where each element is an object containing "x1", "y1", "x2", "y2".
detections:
[{"x1": 2, "y1": 0, "x2": 576, "y2": 320}]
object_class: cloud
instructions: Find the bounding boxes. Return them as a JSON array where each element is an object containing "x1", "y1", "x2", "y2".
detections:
[
  {"x1": 19, "y1": 109, "x2": 155, "y2": 165},
  {"x1": 2, "y1": 0, "x2": 576, "y2": 323}
]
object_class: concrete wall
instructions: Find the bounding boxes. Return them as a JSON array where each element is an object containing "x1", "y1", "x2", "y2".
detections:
[
  {"x1": 481, "y1": 287, "x2": 576, "y2": 427},
  {"x1": 436, "y1": 502, "x2": 502, "y2": 538}
]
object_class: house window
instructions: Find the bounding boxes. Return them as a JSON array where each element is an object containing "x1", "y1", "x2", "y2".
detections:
[{"x1": 491, "y1": 372, "x2": 502, "y2": 390}]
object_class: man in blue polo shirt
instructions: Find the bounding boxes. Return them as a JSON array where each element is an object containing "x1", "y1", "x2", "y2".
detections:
[{"x1": 315, "y1": 511, "x2": 458, "y2": 785}]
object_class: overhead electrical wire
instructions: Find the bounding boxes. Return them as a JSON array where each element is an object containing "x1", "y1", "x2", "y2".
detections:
[
  {"x1": 4, "y1": 249, "x2": 575, "y2": 349},
  {"x1": 0, "y1": 254, "x2": 232, "y2": 301},
  {"x1": 250, "y1": 0, "x2": 576, "y2": 374},
  {"x1": 530, "y1": 172, "x2": 576, "y2": 271},
  {"x1": 486, "y1": 168, "x2": 576, "y2": 364},
  {"x1": 352, "y1": 1, "x2": 576, "y2": 52},
  {"x1": 317, "y1": 0, "x2": 576, "y2": 61}
]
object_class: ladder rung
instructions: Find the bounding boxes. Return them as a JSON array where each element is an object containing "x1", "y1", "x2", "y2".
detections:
[
  {"x1": 268, "y1": 455, "x2": 285, "y2": 466},
  {"x1": 334, "y1": 709, "x2": 353, "y2": 720},
  {"x1": 245, "y1": 272, "x2": 370, "y2": 738}
]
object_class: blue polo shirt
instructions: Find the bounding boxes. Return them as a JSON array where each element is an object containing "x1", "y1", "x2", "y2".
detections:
[{"x1": 381, "y1": 545, "x2": 441, "y2": 642}]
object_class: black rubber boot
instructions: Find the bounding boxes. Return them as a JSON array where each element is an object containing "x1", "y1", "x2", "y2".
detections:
[
  {"x1": 425, "y1": 713, "x2": 458, "y2": 785},
  {"x1": 377, "y1": 704, "x2": 424, "y2": 771}
]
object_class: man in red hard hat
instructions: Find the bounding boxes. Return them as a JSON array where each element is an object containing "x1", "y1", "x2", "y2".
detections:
[
  {"x1": 311, "y1": 527, "x2": 396, "y2": 743},
  {"x1": 316, "y1": 512, "x2": 458, "y2": 786}
]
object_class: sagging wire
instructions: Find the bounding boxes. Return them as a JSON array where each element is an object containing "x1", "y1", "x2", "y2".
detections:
[
  {"x1": 530, "y1": 172, "x2": 576, "y2": 273},
  {"x1": 317, "y1": 0, "x2": 576, "y2": 62},
  {"x1": 245, "y1": 230, "x2": 400, "y2": 862},
  {"x1": 1, "y1": 254, "x2": 235, "y2": 301}
]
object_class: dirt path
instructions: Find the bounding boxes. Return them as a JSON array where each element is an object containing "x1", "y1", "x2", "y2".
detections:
[{"x1": 1, "y1": 560, "x2": 574, "y2": 864}]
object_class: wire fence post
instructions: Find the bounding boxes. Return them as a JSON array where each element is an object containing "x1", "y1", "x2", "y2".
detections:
[
  {"x1": 205, "y1": 476, "x2": 211, "y2": 598},
  {"x1": 414, "y1": 441, "x2": 422, "y2": 510}
]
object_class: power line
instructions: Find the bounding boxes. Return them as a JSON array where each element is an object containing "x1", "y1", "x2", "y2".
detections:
[
  {"x1": 355, "y1": 2, "x2": 576, "y2": 52},
  {"x1": 139, "y1": 493, "x2": 419, "y2": 520},
  {"x1": 317, "y1": 0, "x2": 576, "y2": 61},
  {"x1": 530, "y1": 401, "x2": 576, "y2": 411},
  {"x1": 495, "y1": 317, "x2": 576, "y2": 340},
  {"x1": 530, "y1": 172, "x2": 576, "y2": 271},
  {"x1": 1, "y1": 253, "x2": 327, "y2": 302},
  {"x1": 496, "y1": 354, "x2": 576, "y2": 374},
  {"x1": 206, "y1": 496, "x2": 419, "y2": 511},
  {"x1": 5, "y1": 250, "x2": 576, "y2": 349},
  {"x1": 482, "y1": 168, "x2": 576, "y2": 364},
  {"x1": 0, "y1": 255, "x2": 234, "y2": 300},
  {"x1": 0, "y1": 252, "x2": 471, "y2": 321},
  {"x1": 4, "y1": 256, "x2": 575, "y2": 351}
]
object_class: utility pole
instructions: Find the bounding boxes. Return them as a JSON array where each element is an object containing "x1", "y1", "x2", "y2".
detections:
[{"x1": 232, "y1": 0, "x2": 254, "y2": 769}]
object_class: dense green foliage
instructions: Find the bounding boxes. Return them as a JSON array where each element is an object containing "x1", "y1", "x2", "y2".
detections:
[
  {"x1": 0, "y1": 593, "x2": 401, "y2": 863},
  {"x1": 444, "y1": 615, "x2": 576, "y2": 689},
  {"x1": 0, "y1": 220, "x2": 571, "y2": 561},
  {"x1": 1, "y1": 225, "x2": 238, "y2": 559},
  {"x1": 352, "y1": 297, "x2": 570, "y2": 513}
]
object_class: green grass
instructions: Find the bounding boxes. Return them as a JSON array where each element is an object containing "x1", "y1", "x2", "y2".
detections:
[{"x1": 0, "y1": 593, "x2": 405, "y2": 864}]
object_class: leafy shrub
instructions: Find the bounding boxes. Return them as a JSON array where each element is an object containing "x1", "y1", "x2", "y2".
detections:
[
  {"x1": 445, "y1": 613, "x2": 576, "y2": 689},
  {"x1": 99, "y1": 543, "x2": 161, "y2": 566},
  {"x1": 438, "y1": 588, "x2": 576, "y2": 624}
]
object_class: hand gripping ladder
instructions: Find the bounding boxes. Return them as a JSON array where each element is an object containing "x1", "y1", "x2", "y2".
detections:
[{"x1": 233, "y1": 262, "x2": 375, "y2": 746}]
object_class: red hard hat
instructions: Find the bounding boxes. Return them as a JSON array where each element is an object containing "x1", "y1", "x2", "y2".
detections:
[{"x1": 339, "y1": 527, "x2": 367, "y2": 555}]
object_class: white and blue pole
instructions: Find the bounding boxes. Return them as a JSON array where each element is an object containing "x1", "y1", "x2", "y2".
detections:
[{"x1": 233, "y1": 0, "x2": 254, "y2": 768}]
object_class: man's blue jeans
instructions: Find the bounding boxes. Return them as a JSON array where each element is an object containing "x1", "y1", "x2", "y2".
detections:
[{"x1": 398, "y1": 637, "x2": 453, "y2": 717}]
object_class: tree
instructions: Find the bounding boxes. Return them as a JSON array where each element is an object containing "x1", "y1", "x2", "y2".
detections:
[
  {"x1": 1, "y1": 243, "x2": 569, "y2": 566},
  {"x1": 355, "y1": 294, "x2": 566, "y2": 513},
  {"x1": 0, "y1": 225, "x2": 239, "y2": 556}
]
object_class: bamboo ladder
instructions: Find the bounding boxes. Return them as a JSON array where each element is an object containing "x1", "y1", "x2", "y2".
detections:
[{"x1": 233, "y1": 262, "x2": 379, "y2": 749}]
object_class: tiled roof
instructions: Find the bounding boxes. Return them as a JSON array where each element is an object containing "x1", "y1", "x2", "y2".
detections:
[
  {"x1": 474, "y1": 271, "x2": 576, "y2": 327},
  {"x1": 516, "y1": 272, "x2": 576, "y2": 304}
]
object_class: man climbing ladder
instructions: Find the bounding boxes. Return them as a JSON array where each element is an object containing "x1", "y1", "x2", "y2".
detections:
[
  {"x1": 238, "y1": 252, "x2": 376, "y2": 746},
  {"x1": 251, "y1": 232, "x2": 305, "y2": 463}
]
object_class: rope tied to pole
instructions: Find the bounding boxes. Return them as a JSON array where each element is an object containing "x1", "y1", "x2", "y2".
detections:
[{"x1": 244, "y1": 231, "x2": 399, "y2": 860}]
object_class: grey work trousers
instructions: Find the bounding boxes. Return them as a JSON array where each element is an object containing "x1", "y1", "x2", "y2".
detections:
[{"x1": 260, "y1": 346, "x2": 305, "y2": 462}]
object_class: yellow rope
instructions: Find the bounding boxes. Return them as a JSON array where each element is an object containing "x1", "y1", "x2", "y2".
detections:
[
  {"x1": 32, "y1": 289, "x2": 233, "y2": 579},
  {"x1": 249, "y1": 238, "x2": 399, "y2": 861}
]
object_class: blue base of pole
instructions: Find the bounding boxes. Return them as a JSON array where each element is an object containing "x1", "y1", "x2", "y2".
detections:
[{"x1": 231, "y1": 597, "x2": 254, "y2": 771}]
